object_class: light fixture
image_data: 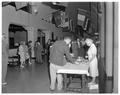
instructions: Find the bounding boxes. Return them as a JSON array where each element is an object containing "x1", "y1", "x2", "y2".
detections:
[
  {"x1": 29, "y1": 2, "x2": 40, "y2": 14},
  {"x1": 52, "y1": 2, "x2": 60, "y2": 5}
]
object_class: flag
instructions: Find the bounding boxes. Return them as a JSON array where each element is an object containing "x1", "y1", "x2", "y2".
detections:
[{"x1": 77, "y1": 8, "x2": 87, "y2": 28}]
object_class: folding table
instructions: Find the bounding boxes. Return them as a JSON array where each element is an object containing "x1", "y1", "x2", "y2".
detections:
[{"x1": 57, "y1": 62, "x2": 89, "y2": 92}]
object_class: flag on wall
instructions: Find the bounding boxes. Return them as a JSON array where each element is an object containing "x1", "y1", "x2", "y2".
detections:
[
  {"x1": 77, "y1": 14, "x2": 86, "y2": 27},
  {"x1": 77, "y1": 8, "x2": 88, "y2": 29},
  {"x1": 52, "y1": 11, "x2": 71, "y2": 29},
  {"x1": 52, "y1": 11, "x2": 62, "y2": 27}
]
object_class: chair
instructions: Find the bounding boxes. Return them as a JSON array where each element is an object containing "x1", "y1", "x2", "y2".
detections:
[{"x1": 8, "y1": 49, "x2": 20, "y2": 66}]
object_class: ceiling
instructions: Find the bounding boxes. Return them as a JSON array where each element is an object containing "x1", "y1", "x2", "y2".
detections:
[
  {"x1": 42, "y1": 2, "x2": 68, "y2": 11},
  {"x1": 2, "y1": 2, "x2": 68, "y2": 13}
]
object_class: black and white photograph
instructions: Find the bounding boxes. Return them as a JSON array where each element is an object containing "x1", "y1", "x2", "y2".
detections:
[{"x1": 1, "y1": 0, "x2": 119, "y2": 94}]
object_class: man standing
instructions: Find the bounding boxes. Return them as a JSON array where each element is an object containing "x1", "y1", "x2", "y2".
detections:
[{"x1": 49, "y1": 36, "x2": 76, "y2": 91}]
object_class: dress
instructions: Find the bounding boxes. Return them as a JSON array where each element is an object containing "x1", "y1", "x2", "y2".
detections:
[
  {"x1": 28, "y1": 44, "x2": 32, "y2": 59},
  {"x1": 34, "y1": 42, "x2": 37, "y2": 59},
  {"x1": 19, "y1": 45, "x2": 25, "y2": 63},
  {"x1": 36, "y1": 42, "x2": 43, "y2": 63},
  {"x1": 87, "y1": 43, "x2": 98, "y2": 77},
  {"x1": 24, "y1": 45, "x2": 29, "y2": 60}
]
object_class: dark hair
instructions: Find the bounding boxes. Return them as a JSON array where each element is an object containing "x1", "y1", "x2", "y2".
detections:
[
  {"x1": 37, "y1": 37, "x2": 40, "y2": 42},
  {"x1": 28, "y1": 40, "x2": 32, "y2": 43}
]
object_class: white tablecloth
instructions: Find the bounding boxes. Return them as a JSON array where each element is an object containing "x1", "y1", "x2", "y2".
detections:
[{"x1": 57, "y1": 62, "x2": 89, "y2": 76}]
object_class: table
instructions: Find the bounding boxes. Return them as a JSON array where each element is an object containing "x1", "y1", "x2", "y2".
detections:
[{"x1": 57, "y1": 62, "x2": 89, "y2": 92}]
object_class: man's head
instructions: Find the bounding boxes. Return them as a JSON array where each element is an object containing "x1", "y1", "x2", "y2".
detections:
[
  {"x1": 77, "y1": 38, "x2": 80, "y2": 42},
  {"x1": 64, "y1": 36, "x2": 72, "y2": 45}
]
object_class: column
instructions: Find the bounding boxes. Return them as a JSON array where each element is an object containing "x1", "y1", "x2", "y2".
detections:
[
  {"x1": 26, "y1": 27, "x2": 35, "y2": 57},
  {"x1": 99, "y1": 3, "x2": 105, "y2": 60},
  {"x1": 113, "y1": 2, "x2": 118, "y2": 93},
  {"x1": 105, "y1": 2, "x2": 113, "y2": 77}
]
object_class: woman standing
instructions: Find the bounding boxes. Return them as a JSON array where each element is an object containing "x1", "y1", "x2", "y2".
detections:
[
  {"x1": 46, "y1": 39, "x2": 52, "y2": 62},
  {"x1": 27, "y1": 41, "x2": 32, "y2": 64},
  {"x1": 85, "y1": 38, "x2": 98, "y2": 85},
  {"x1": 35, "y1": 38, "x2": 43, "y2": 64},
  {"x1": 18, "y1": 41, "x2": 26, "y2": 68}
]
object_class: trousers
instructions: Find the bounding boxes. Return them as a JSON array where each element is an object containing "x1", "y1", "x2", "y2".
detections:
[{"x1": 49, "y1": 63, "x2": 63, "y2": 90}]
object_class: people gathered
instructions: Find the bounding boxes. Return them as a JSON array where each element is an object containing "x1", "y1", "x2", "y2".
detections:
[{"x1": 17, "y1": 36, "x2": 98, "y2": 89}]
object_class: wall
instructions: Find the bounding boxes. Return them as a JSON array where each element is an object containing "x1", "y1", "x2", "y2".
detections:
[
  {"x1": 113, "y1": 2, "x2": 118, "y2": 93},
  {"x1": 2, "y1": 5, "x2": 29, "y2": 45},
  {"x1": 14, "y1": 31, "x2": 27, "y2": 43},
  {"x1": 2, "y1": 3, "x2": 65, "y2": 58},
  {"x1": 2, "y1": 3, "x2": 63, "y2": 45},
  {"x1": 28, "y1": 3, "x2": 62, "y2": 42},
  {"x1": 2, "y1": 5, "x2": 30, "y2": 58},
  {"x1": 42, "y1": 30, "x2": 51, "y2": 43},
  {"x1": 9, "y1": 31, "x2": 27, "y2": 44}
]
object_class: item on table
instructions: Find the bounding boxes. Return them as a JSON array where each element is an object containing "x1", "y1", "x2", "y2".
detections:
[
  {"x1": 75, "y1": 61, "x2": 80, "y2": 65},
  {"x1": 70, "y1": 53, "x2": 74, "y2": 57},
  {"x1": 76, "y1": 58, "x2": 81, "y2": 62}
]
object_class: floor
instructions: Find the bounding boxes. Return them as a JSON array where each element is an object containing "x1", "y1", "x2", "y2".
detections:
[{"x1": 2, "y1": 56, "x2": 113, "y2": 93}]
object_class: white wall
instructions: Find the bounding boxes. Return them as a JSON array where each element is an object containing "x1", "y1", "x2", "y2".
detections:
[
  {"x1": 2, "y1": 5, "x2": 29, "y2": 45},
  {"x1": 2, "y1": 5, "x2": 30, "y2": 57},
  {"x1": 42, "y1": 30, "x2": 51, "y2": 43}
]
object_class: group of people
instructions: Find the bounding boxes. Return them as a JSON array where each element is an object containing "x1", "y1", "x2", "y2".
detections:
[
  {"x1": 71, "y1": 38, "x2": 89, "y2": 59},
  {"x1": 18, "y1": 37, "x2": 44, "y2": 68},
  {"x1": 18, "y1": 41, "x2": 32, "y2": 68},
  {"x1": 2, "y1": 33, "x2": 98, "y2": 90},
  {"x1": 49, "y1": 36, "x2": 98, "y2": 91}
]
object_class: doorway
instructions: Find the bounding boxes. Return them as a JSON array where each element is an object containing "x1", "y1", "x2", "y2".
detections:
[
  {"x1": 9, "y1": 23, "x2": 28, "y2": 49},
  {"x1": 8, "y1": 23, "x2": 28, "y2": 65}
]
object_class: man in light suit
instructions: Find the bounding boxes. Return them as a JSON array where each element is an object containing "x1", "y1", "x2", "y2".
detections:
[{"x1": 49, "y1": 36, "x2": 76, "y2": 91}]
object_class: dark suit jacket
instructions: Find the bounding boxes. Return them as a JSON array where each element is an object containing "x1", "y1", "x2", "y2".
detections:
[
  {"x1": 71, "y1": 42, "x2": 79, "y2": 58},
  {"x1": 49, "y1": 40, "x2": 75, "y2": 66}
]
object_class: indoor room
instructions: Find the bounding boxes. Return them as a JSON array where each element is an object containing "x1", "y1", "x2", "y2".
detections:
[{"x1": 2, "y1": 1, "x2": 118, "y2": 93}]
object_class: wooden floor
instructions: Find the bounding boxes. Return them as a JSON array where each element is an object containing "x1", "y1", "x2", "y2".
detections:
[{"x1": 2, "y1": 56, "x2": 113, "y2": 93}]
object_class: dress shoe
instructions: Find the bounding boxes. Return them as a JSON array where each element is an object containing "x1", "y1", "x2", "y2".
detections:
[{"x1": 50, "y1": 88, "x2": 55, "y2": 93}]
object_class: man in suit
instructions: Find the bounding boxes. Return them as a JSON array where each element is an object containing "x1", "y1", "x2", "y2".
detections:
[{"x1": 49, "y1": 36, "x2": 76, "y2": 91}]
